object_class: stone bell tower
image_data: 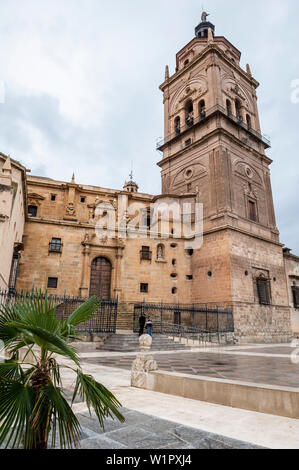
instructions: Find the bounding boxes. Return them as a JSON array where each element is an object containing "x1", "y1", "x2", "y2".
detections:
[{"x1": 157, "y1": 15, "x2": 292, "y2": 342}]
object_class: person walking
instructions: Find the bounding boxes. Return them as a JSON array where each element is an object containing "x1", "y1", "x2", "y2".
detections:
[
  {"x1": 146, "y1": 317, "x2": 153, "y2": 336},
  {"x1": 138, "y1": 313, "x2": 146, "y2": 336}
]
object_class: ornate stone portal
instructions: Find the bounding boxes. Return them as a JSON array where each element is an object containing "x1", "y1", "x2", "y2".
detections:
[{"x1": 131, "y1": 334, "x2": 158, "y2": 388}]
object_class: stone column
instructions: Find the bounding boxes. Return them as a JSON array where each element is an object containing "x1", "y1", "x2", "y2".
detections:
[{"x1": 79, "y1": 243, "x2": 90, "y2": 297}]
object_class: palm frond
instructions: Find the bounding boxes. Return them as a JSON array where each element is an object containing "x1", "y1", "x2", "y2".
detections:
[
  {"x1": 9, "y1": 292, "x2": 60, "y2": 335},
  {"x1": 0, "y1": 378, "x2": 35, "y2": 449},
  {"x1": 0, "y1": 301, "x2": 21, "y2": 346},
  {"x1": 31, "y1": 383, "x2": 81, "y2": 449},
  {"x1": 0, "y1": 361, "x2": 24, "y2": 382},
  {"x1": 63, "y1": 296, "x2": 100, "y2": 330},
  {"x1": 72, "y1": 370, "x2": 124, "y2": 429},
  {"x1": 6, "y1": 321, "x2": 80, "y2": 366}
]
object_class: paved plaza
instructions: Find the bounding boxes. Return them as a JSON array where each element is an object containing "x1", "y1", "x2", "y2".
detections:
[
  {"x1": 81, "y1": 344, "x2": 299, "y2": 388},
  {"x1": 50, "y1": 342, "x2": 299, "y2": 449},
  {"x1": 3, "y1": 343, "x2": 297, "y2": 449}
]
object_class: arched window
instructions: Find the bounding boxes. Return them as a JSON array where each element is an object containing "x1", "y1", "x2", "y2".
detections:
[
  {"x1": 246, "y1": 114, "x2": 251, "y2": 130},
  {"x1": 226, "y1": 99, "x2": 232, "y2": 116},
  {"x1": 235, "y1": 99, "x2": 242, "y2": 121},
  {"x1": 174, "y1": 116, "x2": 181, "y2": 135},
  {"x1": 185, "y1": 100, "x2": 194, "y2": 127},
  {"x1": 198, "y1": 99, "x2": 206, "y2": 118},
  {"x1": 157, "y1": 244, "x2": 165, "y2": 260}
]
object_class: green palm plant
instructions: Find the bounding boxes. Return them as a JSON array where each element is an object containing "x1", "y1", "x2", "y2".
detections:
[{"x1": 0, "y1": 292, "x2": 124, "y2": 449}]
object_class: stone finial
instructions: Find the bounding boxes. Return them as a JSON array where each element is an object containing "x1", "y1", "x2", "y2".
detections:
[
  {"x1": 139, "y1": 334, "x2": 152, "y2": 351},
  {"x1": 246, "y1": 64, "x2": 252, "y2": 76},
  {"x1": 207, "y1": 28, "x2": 214, "y2": 44},
  {"x1": 165, "y1": 65, "x2": 169, "y2": 81},
  {"x1": 0, "y1": 156, "x2": 13, "y2": 187},
  {"x1": 71, "y1": 173, "x2": 75, "y2": 184},
  {"x1": 2, "y1": 156, "x2": 12, "y2": 174}
]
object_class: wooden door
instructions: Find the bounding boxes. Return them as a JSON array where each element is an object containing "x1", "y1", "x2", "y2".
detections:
[{"x1": 90, "y1": 257, "x2": 112, "y2": 300}]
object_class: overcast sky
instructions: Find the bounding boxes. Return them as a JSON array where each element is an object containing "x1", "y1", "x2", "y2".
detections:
[{"x1": 0, "y1": 0, "x2": 298, "y2": 253}]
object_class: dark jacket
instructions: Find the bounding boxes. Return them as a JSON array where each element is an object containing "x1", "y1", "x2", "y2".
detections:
[{"x1": 139, "y1": 315, "x2": 146, "y2": 327}]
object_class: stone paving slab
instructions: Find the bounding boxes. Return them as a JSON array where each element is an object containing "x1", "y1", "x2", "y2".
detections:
[
  {"x1": 81, "y1": 351, "x2": 299, "y2": 388},
  {"x1": 76, "y1": 408, "x2": 264, "y2": 449},
  {"x1": 235, "y1": 346, "x2": 295, "y2": 355}
]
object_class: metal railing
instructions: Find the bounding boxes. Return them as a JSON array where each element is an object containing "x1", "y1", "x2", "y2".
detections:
[
  {"x1": 133, "y1": 301, "x2": 234, "y2": 335},
  {"x1": 147, "y1": 319, "x2": 232, "y2": 345},
  {"x1": 156, "y1": 104, "x2": 271, "y2": 150},
  {"x1": 0, "y1": 290, "x2": 118, "y2": 333}
]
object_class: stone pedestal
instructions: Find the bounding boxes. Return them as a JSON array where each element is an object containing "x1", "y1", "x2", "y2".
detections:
[{"x1": 131, "y1": 334, "x2": 158, "y2": 388}]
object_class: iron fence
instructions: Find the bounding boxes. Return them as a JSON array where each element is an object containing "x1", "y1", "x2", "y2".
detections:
[
  {"x1": 0, "y1": 290, "x2": 118, "y2": 333},
  {"x1": 133, "y1": 301, "x2": 234, "y2": 334}
]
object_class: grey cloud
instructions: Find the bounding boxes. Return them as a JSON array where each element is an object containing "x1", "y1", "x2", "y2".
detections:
[{"x1": 0, "y1": 0, "x2": 298, "y2": 252}]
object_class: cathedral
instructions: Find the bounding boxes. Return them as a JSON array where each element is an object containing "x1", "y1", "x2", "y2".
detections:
[{"x1": 1, "y1": 15, "x2": 299, "y2": 343}]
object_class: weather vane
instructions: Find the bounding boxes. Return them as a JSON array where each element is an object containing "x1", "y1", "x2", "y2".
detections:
[
  {"x1": 129, "y1": 161, "x2": 133, "y2": 181},
  {"x1": 201, "y1": 6, "x2": 209, "y2": 22}
]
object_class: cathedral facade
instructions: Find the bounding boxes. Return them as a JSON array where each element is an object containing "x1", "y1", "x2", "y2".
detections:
[{"x1": 1, "y1": 17, "x2": 299, "y2": 342}]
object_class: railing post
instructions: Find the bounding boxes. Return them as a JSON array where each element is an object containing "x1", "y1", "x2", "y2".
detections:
[
  {"x1": 62, "y1": 290, "x2": 66, "y2": 322},
  {"x1": 217, "y1": 307, "x2": 221, "y2": 343},
  {"x1": 206, "y1": 306, "x2": 208, "y2": 333}
]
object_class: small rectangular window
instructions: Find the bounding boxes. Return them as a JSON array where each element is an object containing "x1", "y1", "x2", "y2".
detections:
[
  {"x1": 140, "y1": 246, "x2": 151, "y2": 261},
  {"x1": 140, "y1": 283, "x2": 148, "y2": 293},
  {"x1": 185, "y1": 139, "x2": 192, "y2": 147},
  {"x1": 51, "y1": 194, "x2": 56, "y2": 201},
  {"x1": 249, "y1": 200, "x2": 257, "y2": 222},
  {"x1": 80, "y1": 197, "x2": 86, "y2": 203},
  {"x1": 28, "y1": 205, "x2": 38, "y2": 217},
  {"x1": 49, "y1": 238, "x2": 62, "y2": 253},
  {"x1": 141, "y1": 208, "x2": 152, "y2": 228},
  {"x1": 292, "y1": 286, "x2": 299, "y2": 309},
  {"x1": 47, "y1": 277, "x2": 58, "y2": 289},
  {"x1": 186, "y1": 275, "x2": 193, "y2": 281},
  {"x1": 257, "y1": 278, "x2": 271, "y2": 305}
]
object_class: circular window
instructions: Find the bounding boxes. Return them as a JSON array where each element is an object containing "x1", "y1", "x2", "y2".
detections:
[
  {"x1": 171, "y1": 243, "x2": 177, "y2": 248},
  {"x1": 184, "y1": 168, "x2": 193, "y2": 180},
  {"x1": 208, "y1": 271, "x2": 212, "y2": 278},
  {"x1": 171, "y1": 273, "x2": 177, "y2": 279},
  {"x1": 245, "y1": 270, "x2": 249, "y2": 276},
  {"x1": 172, "y1": 288, "x2": 177, "y2": 295},
  {"x1": 245, "y1": 166, "x2": 253, "y2": 179},
  {"x1": 273, "y1": 277, "x2": 277, "y2": 282}
]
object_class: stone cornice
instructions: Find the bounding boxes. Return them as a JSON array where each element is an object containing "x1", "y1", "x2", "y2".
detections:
[
  {"x1": 202, "y1": 225, "x2": 283, "y2": 248},
  {"x1": 157, "y1": 126, "x2": 272, "y2": 168},
  {"x1": 27, "y1": 178, "x2": 153, "y2": 200},
  {"x1": 160, "y1": 43, "x2": 259, "y2": 92},
  {"x1": 284, "y1": 252, "x2": 299, "y2": 262}
]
